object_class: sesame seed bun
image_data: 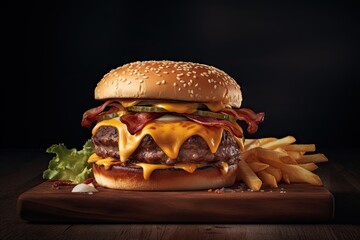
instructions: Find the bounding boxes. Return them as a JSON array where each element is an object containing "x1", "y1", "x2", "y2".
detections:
[
  {"x1": 95, "y1": 60, "x2": 242, "y2": 108},
  {"x1": 93, "y1": 163, "x2": 237, "y2": 191}
]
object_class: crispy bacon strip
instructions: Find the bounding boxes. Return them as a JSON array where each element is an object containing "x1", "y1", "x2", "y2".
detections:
[
  {"x1": 81, "y1": 100, "x2": 124, "y2": 128},
  {"x1": 222, "y1": 108, "x2": 265, "y2": 134},
  {"x1": 82, "y1": 100, "x2": 264, "y2": 137},
  {"x1": 120, "y1": 112, "x2": 164, "y2": 134},
  {"x1": 120, "y1": 112, "x2": 244, "y2": 138},
  {"x1": 184, "y1": 114, "x2": 244, "y2": 138}
]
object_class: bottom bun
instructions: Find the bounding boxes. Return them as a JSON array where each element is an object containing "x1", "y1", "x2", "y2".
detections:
[{"x1": 93, "y1": 163, "x2": 237, "y2": 191}]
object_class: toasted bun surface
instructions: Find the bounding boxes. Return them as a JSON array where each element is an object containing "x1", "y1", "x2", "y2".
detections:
[
  {"x1": 93, "y1": 163, "x2": 237, "y2": 191},
  {"x1": 95, "y1": 60, "x2": 242, "y2": 108}
]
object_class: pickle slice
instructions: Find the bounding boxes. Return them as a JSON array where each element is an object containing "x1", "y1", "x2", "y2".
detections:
[
  {"x1": 127, "y1": 106, "x2": 236, "y2": 121},
  {"x1": 97, "y1": 112, "x2": 119, "y2": 121},
  {"x1": 127, "y1": 106, "x2": 168, "y2": 113},
  {"x1": 193, "y1": 110, "x2": 237, "y2": 121}
]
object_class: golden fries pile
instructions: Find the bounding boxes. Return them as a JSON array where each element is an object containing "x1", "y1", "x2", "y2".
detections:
[{"x1": 236, "y1": 136, "x2": 328, "y2": 191}]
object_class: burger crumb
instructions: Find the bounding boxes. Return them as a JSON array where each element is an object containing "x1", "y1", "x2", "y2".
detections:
[
  {"x1": 214, "y1": 188, "x2": 224, "y2": 194},
  {"x1": 208, "y1": 189, "x2": 213, "y2": 192}
]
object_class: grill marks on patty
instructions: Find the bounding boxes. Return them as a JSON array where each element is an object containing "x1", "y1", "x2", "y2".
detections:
[{"x1": 92, "y1": 126, "x2": 240, "y2": 165}]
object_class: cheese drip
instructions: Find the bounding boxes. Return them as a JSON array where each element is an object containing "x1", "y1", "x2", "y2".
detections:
[
  {"x1": 92, "y1": 118, "x2": 225, "y2": 162},
  {"x1": 88, "y1": 153, "x2": 229, "y2": 180}
]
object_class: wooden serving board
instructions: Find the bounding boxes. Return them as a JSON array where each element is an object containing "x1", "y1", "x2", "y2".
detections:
[{"x1": 17, "y1": 181, "x2": 334, "y2": 223}]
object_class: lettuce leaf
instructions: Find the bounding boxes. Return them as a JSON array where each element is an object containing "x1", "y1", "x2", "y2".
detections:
[{"x1": 42, "y1": 140, "x2": 94, "y2": 184}]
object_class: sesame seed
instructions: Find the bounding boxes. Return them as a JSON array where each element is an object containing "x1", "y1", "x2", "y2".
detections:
[
  {"x1": 161, "y1": 80, "x2": 166, "y2": 84},
  {"x1": 139, "y1": 79, "x2": 144, "y2": 83},
  {"x1": 163, "y1": 71, "x2": 168, "y2": 74},
  {"x1": 178, "y1": 87, "x2": 181, "y2": 91},
  {"x1": 127, "y1": 81, "x2": 131, "y2": 84},
  {"x1": 156, "y1": 81, "x2": 161, "y2": 85},
  {"x1": 173, "y1": 82, "x2": 177, "y2": 86}
]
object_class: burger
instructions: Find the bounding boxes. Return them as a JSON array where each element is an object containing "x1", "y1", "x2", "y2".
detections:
[{"x1": 81, "y1": 60, "x2": 264, "y2": 191}]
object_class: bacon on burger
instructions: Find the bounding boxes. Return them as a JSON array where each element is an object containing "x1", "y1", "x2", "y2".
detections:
[{"x1": 81, "y1": 60, "x2": 264, "y2": 191}]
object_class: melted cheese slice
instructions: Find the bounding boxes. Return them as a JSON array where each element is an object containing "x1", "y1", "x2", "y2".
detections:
[
  {"x1": 88, "y1": 154, "x2": 116, "y2": 170},
  {"x1": 90, "y1": 116, "x2": 243, "y2": 180},
  {"x1": 153, "y1": 102, "x2": 228, "y2": 113},
  {"x1": 92, "y1": 118, "x2": 230, "y2": 161},
  {"x1": 88, "y1": 153, "x2": 228, "y2": 180},
  {"x1": 152, "y1": 102, "x2": 199, "y2": 114}
]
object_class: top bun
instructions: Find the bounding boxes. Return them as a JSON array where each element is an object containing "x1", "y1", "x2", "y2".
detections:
[{"x1": 95, "y1": 60, "x2": 242, "y2": 108}]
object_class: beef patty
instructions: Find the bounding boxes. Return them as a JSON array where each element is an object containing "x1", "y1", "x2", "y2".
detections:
[{"x1": 92, "y1": 126, "x2": 241, "y2": 165}]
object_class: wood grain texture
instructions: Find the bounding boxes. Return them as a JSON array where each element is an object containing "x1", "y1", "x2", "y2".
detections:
[
  {"x1": 17, "y1": 181, "x2": 334, "y2": 223},
  {"x1": 1, "y1": 149, "x2": 359, "y2": 240}
]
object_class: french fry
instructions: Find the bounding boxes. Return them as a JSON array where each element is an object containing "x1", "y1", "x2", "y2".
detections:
[
  {"x1": 280, "y1": 155, "x2": 298, "y2": 165},
  {"x1": 296, "y1": 153, "x2": 328, "y2": 164},
  {"x1": 299, "y1": 163, "x2": 318, "y2": 171},
  {"x1": 244, "y1": 139, "x2": 261, "y2": 151},
  {"x1": 283, "y1": 144, "x2": 316, "y2": 152},
  {"x1": 256, "y1": 147, "x2": 288, "y2": 162},
  {"x1": 244, "y1": 139, "x2": 257, "y2": 149},
  {"x1": 273, "y1": 147, "x2": 288, "y2": 154},
  {"x1": 259, "y1": 157, "x2": 323, "y2": 186},
  {"x1": 265, "y1": 166, "x2": 282, "y2": 182},
  {"x1": 237, "y1": 160, "x2": 262, "y2": 191},
  {"x1": 288, "y1": 166, "x2": 323, "y2": 186},
  {"x1": 245, "y1": 154, "x2": 262, "y2": 163},
  {"x1": 257, "y1": 137, "x2": 278, "y2": 146},
  {"x1": 244, "y1": 139, "x2": 256, "y2": 145},
  {"x1": 240, "y1": 148, "x2": 257, "y2": 161},
  {"x1": 260, "y1": 136, "x2": 296, "y2": 150},
  {"x1": 248, "y1": 161, "x2": 269, "y2": 173},
  {"x1": 237, "y1": 136, "x2": 327, "y2": 190},
  {"x1": 282, "y1": 173, "x2": 291, "y2": 184},
  {"x1": 258, "y1": 170, "x2": 278, "y2": 188},
  {"x1": 286, "y1": 151, "x2": 304, "y2": 160}
]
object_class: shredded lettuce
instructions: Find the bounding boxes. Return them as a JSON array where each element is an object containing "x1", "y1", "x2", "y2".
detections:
[{"x1": 43, "y1": 140, "x2": 94, "y2": 184}]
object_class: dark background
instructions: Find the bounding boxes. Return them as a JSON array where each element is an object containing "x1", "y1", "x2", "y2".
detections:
[{"x1": 2, "y1": 0, "x2": 359, "y2": 151}]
